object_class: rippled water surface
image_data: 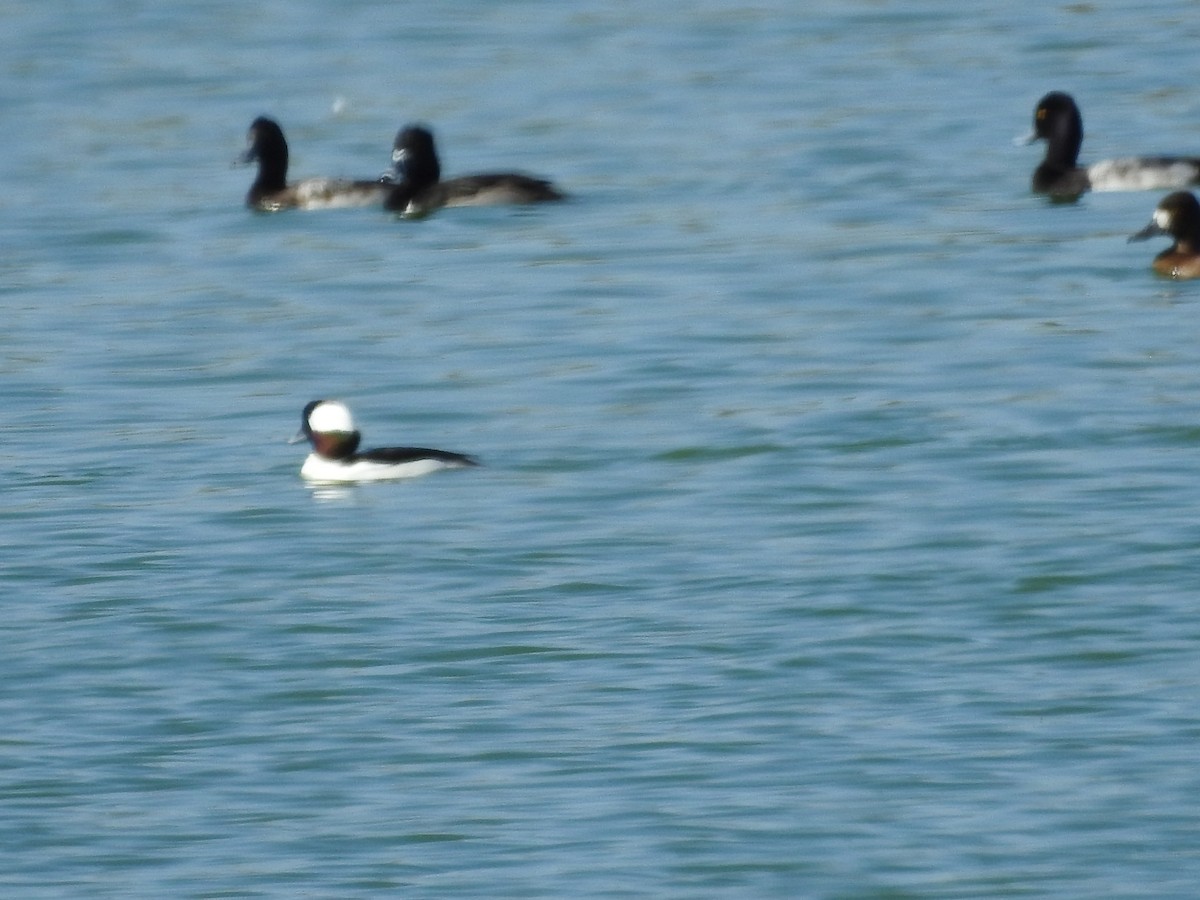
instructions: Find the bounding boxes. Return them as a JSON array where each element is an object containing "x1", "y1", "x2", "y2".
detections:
[{"x1": 4, "y1": 1, "x2": 1200, "y2": 897}]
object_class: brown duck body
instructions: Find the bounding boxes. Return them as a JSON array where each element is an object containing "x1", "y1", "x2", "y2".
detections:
[{"x1": 1150, "y1": 250, "x2": 1200, "y2": 280}]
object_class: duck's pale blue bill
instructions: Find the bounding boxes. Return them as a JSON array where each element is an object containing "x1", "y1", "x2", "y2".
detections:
[{"x1": 288, "y1": 429, "x2": 307, "y2": 444}]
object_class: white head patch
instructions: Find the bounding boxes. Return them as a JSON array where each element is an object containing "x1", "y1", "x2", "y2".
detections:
[
  {"x1": 1155, "y1": 207, "x2": 1173, "y2": 230},
  {"x1": 309, "y1": 401, "x2": 355, "y2": 433}
]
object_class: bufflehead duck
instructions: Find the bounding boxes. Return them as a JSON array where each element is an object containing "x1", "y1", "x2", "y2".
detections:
[
  {"x1": 384, "y1": 124, "x2": 565, "y2": 216},
  {"x1": 1022, "y1": 92, "x2": 1200, "y2": 200},
  {"x1": 1128, "y1": 191, "x2": 1200, "y2": 279},
  {"x1": 290, "y1": 400, "x2": 479, "y2": 482},
  {"x1": 240, "y1": 117, "x2": 390, "y2": 212}
]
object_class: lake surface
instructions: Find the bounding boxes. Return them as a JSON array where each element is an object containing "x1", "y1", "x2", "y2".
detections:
[{"x1": 3, "y1": 1, "x2": 1200, "y2": 896}]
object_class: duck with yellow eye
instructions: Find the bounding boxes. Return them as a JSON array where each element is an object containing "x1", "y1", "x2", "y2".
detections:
[{"x1": 1022, "y1": 92, "x2": 1200, "y2": 201}]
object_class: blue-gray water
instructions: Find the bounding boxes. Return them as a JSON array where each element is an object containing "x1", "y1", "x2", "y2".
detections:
[{"x1": 4, "y1": 1, "x2": 1200, "y2": 896}]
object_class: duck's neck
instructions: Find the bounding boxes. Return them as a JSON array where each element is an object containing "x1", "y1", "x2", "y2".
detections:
[{"x1": 255, "y1": 153, "x2": 288, "y2": 193}]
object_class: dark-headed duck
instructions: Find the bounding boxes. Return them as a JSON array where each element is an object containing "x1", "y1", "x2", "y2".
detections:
[
  {"x1": 384, "y1": 124, "x2": 565, "y2": 216},
  {"x1": 1023, "y1": 92, "x2": 1200, "y2": 201},
  {"x1": 240, "y1": 117, "x2": 389, "y2": 212}
]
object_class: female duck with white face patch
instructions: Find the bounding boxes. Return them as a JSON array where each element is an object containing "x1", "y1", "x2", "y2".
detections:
[
  {"x1": 290, "y1": 400, "x2": 479, "y2": 483},
  {"x1": 1128, "y1": 191, "x2": 1200, "y2": 279},
  {"x1": 384, "y1": 124, "x2": 565, "y2": 217}
]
